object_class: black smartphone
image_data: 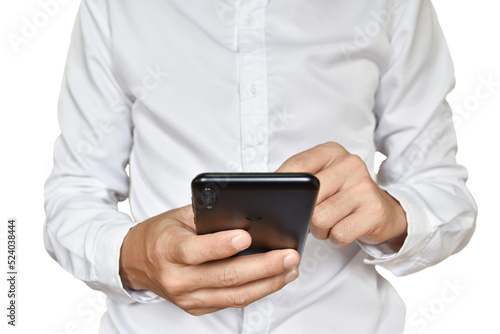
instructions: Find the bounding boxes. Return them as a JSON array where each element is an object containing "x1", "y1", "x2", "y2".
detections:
[{"x1": 191, "y1": 173, "x2": 320, "y2": 257}]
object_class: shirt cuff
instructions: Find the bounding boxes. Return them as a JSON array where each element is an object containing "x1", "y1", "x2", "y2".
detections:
[
  {"x1": 92, "y1": 213, "x2": 163, "y2": 304},
  {"x1": 357, "y1": 185, "x2": 432, "y2": 276}
]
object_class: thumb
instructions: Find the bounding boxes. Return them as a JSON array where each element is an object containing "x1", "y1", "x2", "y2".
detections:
[{"x1": 168, "y1": 224, "x2": 252, "y2": 265}]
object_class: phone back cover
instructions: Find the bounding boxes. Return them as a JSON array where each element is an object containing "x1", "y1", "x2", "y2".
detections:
[{"x1": 192, "y1": 173, "x2": 319, "y2": 256}]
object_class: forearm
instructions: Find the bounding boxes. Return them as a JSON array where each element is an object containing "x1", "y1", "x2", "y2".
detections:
[{"x1": 44, "y1": 161, "x2": 140, "y2": 302}]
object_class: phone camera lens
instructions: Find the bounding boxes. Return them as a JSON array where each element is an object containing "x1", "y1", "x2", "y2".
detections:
[{"x1": 201, "y1": 187, "x2": 217, "y2": 206}]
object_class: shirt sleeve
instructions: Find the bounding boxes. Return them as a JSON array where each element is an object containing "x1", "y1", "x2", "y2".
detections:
[
  {"x1": 357, "y1": 0, "x2": 477, "y2": 276},
  {"x1": 43, "y1": 0, "x2": 160, "y2": 304}
]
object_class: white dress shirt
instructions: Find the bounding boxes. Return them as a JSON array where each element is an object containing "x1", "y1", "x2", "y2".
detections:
[{"x1": 44, "y1": 0, "x2": 477, "y2": 333}]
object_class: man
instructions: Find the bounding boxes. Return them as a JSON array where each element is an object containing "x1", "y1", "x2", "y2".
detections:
[{"x1": 44, "y1": 0, "x2": 477, "y2": 332}]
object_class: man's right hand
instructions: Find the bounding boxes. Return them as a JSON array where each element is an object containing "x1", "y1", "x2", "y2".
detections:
[{"x1": 119, "y1": 205, "x2": 300, "y2": 316}]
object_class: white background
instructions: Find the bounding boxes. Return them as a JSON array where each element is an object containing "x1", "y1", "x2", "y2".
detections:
[{"x1": 1, "y1": 1, "x2": 498, "y2": 333}]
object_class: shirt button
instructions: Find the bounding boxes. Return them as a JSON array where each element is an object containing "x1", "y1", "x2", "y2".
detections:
[
  {"x1": 247, "y1": 84, "x2": 259, "y2": 97},
  {"x1": 245, "y1": 16, "x2": 255, "y2": 27}
]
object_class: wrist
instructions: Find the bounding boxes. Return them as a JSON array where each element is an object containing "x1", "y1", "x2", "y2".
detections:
[
  {"x1": 119, "y1": 224, "x2": 148, "y2": 291},
  {"x1": 383, "y1": 190, "x2": 408, "y2": 251}
]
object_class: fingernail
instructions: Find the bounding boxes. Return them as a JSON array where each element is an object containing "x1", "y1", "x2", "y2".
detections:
[
  {"x1": 284, "y1": 253, "x2": 299, "y2": 269},
  {"x1": 285, "y1": 268, "x2": 299, "y2": 284},
  {"x1": 231, "y1": 234, "x2": 249, "y2": 250}
]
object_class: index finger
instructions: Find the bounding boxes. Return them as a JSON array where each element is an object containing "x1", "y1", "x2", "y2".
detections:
[
  {"x1": 275, "y1": 142, "x2": 348, "y2": 204},
  {"x1": 185, "y1": 249, "x2": 300, "y2": 290},
  {"x1": 275, "y1": 142, "x2": 347, "y2": 174}
]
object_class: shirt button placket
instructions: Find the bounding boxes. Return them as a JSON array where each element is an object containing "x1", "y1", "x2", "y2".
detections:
[
  {"x1": 237, "y1": 0, "x2": 269, "y2": 173},
  {"x1": 237, "y1": 0, "x2": 272, "y2": 329}
]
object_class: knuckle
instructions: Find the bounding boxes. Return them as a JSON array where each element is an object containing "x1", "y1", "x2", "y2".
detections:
[
  {"x1": 322, "y1": 141, "x2": 341, "y2": 149},
  {"x1": 311, "y1": 222, "x2": 331, "y2": 241},
  {"x1": 175, "y1": 296, "x2": 197, "y2": 310},
  {"x1": 315, "y1": 199, "x2": 340, "y2": 223},
  {"x1": 146, "y1": 244, "x2": 162, "y2": 265},
  {"x1": 368, "y1": 219, "x2": 387, "y2": 240},
  {"x1": 175, "y1": 241, "x2": 190, "y2": 263},
  {"x1": 310, "y1": 228, "x2": 328, "y2": 240},
  {"x1": 344, "y1": 154, "x2": 365, "y2": 170},
  {"x1": 163, "y1": 277, "x2": 186, "y2": 296},
  {"x1": 184, "y1": 309, "x2": 200, "y2": 316},
  {"x1": 369, "y1": 234, "x2": 385, "y2": 245},
  {"x1": 355, "y1": 176, "x2": 378, "y2": 197},
  {"x1": 230, "y1": 290, "x2": 250, "y2": 308},
  {"x1": 146, "y1": 232, "x2": 169, "y2": 264},
  {"x1": 154, "y1": 226, "x2": 185, "y2": 263},
  {"x1": 218, "y1": 265, "x2": 241, "y2": 287},
  {"x1": 371, "y1": 198, "x2": 386, "y2": 217},
  {"x1": 185, "y1": 309, "x2": 208, "y2": 317},
  {"x1": 174, "y1": 237, "x2": 198, "y2": 265},
  {"x1": 269, "y1": 273, "x2": 288, "y2": 294},
  {"x1": 330, "y1": 228, "x2": 352, "y2": 245},
  {"x1": 286, "y1": 154, "x2": 308, "y2": 172},
  {"x1": 311, "y1": 208, "x2": 329, "y2": 228},
  {"x1": 320, "y1": 142, "x2": 344, "y2": 162}
]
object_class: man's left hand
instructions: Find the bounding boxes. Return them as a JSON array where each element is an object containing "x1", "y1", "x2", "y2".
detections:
[{"x1": 276, "y1": 142, "x2": 407, "y2": 251}]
